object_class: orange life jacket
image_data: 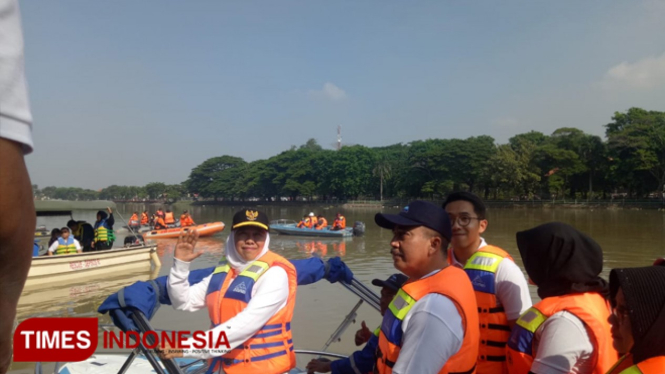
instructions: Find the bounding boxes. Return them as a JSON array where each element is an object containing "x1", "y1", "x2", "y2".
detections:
[
  {"x1": 448, "y1": 245, "x2": 514, "y2": 374},
  {"x1": 316, "y1": 217, "x2": 328, "y2": 230},
  {"x1": 606, "y1": 354, "x2": 665, "y2": 374},
  {"x1": 205, "y1": 251, "x2": 297, "y2": 374},
  {"x1": 506, "y1": 292, "x2": 618, "y2": 374},
  {"x1": 129, "y1": 214, "x2": 139, "y2": 227},
  {"x1": 297, "y1": 220, "x2": 307, "y2": 228},
  {"x1": 154, "y1": 217, "x2": 167, "y2": 230},
  {"x1": 164, "y1": 212, "x2": 175, "y2": 224},
  {"x1": 375, "y1": 266, "x2": 479, "y2": 374},
  {"x1": 334, "y1": 216, "x2": 346, "y2": 229},
  {"x1": 140, "y1": 213, "x2": 149, "y2": 225}
]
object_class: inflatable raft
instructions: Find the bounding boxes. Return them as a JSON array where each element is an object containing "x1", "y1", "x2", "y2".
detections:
[{"x1": 143, "y1": 221, "x2": 225, "y2": 239}]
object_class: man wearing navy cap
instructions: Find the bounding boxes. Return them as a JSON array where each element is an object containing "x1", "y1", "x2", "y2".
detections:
[
  {"x1": 373, "y1": 200, "x2": 479, "y2": 374},
  {"x1": 162, "y1": 209, "x2": 298, "y2": 374},
  {"x1": 306, "y1": 273, "x2": 408, "y2": 374}
]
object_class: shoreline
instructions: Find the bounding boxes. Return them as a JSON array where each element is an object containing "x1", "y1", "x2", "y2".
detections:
[{"x1": 184, "y1": 199, "x2": 665, "y2": 210}]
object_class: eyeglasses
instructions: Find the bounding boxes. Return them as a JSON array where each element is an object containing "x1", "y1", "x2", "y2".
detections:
[{"x1": 448, "y1": 215, "x2": 482, "y2": 227}]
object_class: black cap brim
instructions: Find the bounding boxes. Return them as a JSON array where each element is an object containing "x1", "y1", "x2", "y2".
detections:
[
  {"x1": 374, "y1": 213, "x2": 422, "y2": 231},
  {"x1": 371, "y1": 279, "x2": 399, "y2": 292}
]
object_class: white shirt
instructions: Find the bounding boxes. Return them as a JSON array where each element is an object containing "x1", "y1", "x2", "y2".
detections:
[
  {"x1": 392, "y1": 269, "x2": 465, "y2": 374},
  {"x1": 449, "y1": 238, "x2": 532, "y2": 320},
  {"x1": 167, "y1": 258, "x2": 289, "y2": 360},
  {"x1": 531, "y1": 311, "x2": 595, "y2": 374},
  {"x1": 48, "y1": 238, "x2": 81, "y2": 253},
  {"x1": 0, "y1": 0, "x2": 33, "y2": 154}
]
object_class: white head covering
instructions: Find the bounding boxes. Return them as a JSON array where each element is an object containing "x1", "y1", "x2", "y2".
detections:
[{"x1": 224, "y1": 231, "x2": 271, "y2": 273}]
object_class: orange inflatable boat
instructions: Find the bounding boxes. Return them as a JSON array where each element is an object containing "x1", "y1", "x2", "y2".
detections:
[{"x1": 143, "y1": 221, "x2": 225, "y2": 240}]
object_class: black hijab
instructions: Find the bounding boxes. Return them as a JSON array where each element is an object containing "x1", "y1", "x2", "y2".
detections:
[
  {"x1": 516, "y1": 222, "x2": 608, "y2": 299},
  {"x1": 97, "y1": 210, "x2": 108, "y2": 221},
  {"x1": 610, "y1": 266, "x2": 665, "y2": 363}
]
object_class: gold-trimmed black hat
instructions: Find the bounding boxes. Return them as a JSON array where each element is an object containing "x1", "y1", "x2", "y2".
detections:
[{"x1": 232, "y1": 209, "x2": 269, "y2": 231}]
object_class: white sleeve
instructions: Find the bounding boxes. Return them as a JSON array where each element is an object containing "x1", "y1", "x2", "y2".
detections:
[
  {"x1": 48, "y1": 241, "x2": 58, "y2": 253},
  {"x1": 392, "y1": 294, "x2": 464, "y2": 374},
  {"x1": 531, "y1": 311, "x2": 595, "y2": 374},
  {"x1": 167, "y1": 258, "x2": 212, "y2": 312},
  {"x1": 74, "y1": 239, "x2": 81, "y2": 250},
  {"x1": 181, "y1": 266, "x2": 289, "y2": 359},
  {"x1": 495, "y1": 258, "x2": 533, "y2": 320},
  {"x1": 0, "y1": 0, "x2": 33, "y2": 154}
]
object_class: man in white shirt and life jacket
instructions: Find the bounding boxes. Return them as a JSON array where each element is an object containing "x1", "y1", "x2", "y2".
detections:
[
  {"x1": 47, "y1": 227, "x2": 82, "y2": 256},
  {"x1": 505, "y1": 222, "x2": 618, "y2": 374},
  {"x1": 161, "y1": 209, "x2": 298, "y2": 374},
  {"x1": 605, "y1": 265, "x2": 665, "y2": 374},
  {"x1": 442, "y1": 192, "x2": 532, "y2": 374},
  {"x1": 374, "y1": 200, "x2": 479, "y2": 374}
]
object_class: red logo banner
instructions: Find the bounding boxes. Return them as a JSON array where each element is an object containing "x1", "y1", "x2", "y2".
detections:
[{"x1": 13, "y1": 318, "x2": 98, "y2": 362}]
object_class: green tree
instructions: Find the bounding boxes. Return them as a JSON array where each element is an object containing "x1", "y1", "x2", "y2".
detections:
[
  {"x1": 186, "y1": 156, "x2": 247, "y2": 199},
  {"x1": 606, "y1": 108, "x2": 665, "y2": 197},
  {"x1": 145, "y1": 182, "x2": 167, "y2": 200}
]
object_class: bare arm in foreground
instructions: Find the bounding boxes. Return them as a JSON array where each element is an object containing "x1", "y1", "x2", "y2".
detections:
[{"x1": 0, "y1": 138, "x2": 35, "y2": 373}]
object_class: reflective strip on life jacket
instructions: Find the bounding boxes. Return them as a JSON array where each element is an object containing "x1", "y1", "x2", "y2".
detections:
[
  {"x1": 205, "y1": 251, "x2": 297, "y2": 374},
  {"x1": 606, "y1": 354, "x2": 665, "y2": 374},
  {"x1": 506, "y1": 292, "x2": 618, "y2": 374},
  {"x1": 55, "y1": 237, "x2": 78, "y2": 255},
  {"x1": 94, "y1": 219, "x2": 115, "y2": 243},
  {"x1": 375, "y1": 266, "x2": 479, "y2": 374},
  {"x1": 464, "y1": 246, "x2": 513, "y2": 372}
]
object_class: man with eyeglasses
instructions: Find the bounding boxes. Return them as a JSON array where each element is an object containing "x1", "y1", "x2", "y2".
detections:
[{"x1": 442, "y1": 192, "x2": 532, "y2": 374}]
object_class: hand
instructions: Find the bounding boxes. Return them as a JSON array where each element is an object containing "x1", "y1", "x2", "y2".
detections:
[
  {"x1": 174, "y1": 229, "x2": 201, "y2": 262},
  {"x1": 107, "y1": 206, "x2": 113, "y2": 214},
  {"x1": 306, "y1": 359, "x2": 332, "y2": 374},
  {"x1": 158, "y1": 340, "x2": 183, "y2": 360},
  {"x1": 354, "y1": 321, "x2": 372, "y2": 346}
]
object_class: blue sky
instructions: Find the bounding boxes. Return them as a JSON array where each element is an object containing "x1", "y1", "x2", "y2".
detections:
[{"x1": 20, "y1": 0, "x2": 665, "y2": 189}]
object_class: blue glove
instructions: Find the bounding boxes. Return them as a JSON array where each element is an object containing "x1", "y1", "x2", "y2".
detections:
[{"x1": 324, "y1": 257, "x2": 354, "y2": 284}]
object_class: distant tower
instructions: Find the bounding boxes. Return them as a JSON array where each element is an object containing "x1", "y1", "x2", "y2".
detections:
[{"x1": 337, "y1": 125, "x2": 342, "y2": 150}]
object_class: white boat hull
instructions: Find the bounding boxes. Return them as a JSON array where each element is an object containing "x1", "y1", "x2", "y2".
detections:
[{"x1": 27, "y1": 246, "x2": 161, "y2": 287}]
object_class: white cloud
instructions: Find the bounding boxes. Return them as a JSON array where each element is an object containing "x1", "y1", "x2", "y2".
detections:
[
  {"x1": 308, "y1": 82, "x2": 347, "y2": 101},
  {"x1": 602, "y1": 52, "x2": 665, "y2": 90}
]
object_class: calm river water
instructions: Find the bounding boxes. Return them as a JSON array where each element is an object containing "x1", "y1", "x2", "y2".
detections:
[{"x1": 11, "y1": 203, "x2": 665, "y2": 372}]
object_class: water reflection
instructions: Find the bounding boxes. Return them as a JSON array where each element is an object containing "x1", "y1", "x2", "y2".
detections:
[{"x1": 271, "y1": 236, "x2": 352, "y2": 258}]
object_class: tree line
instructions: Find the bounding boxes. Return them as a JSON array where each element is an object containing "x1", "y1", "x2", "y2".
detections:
[{"x1": 35, "y1": 108, "x2": 665, "y2": 202}]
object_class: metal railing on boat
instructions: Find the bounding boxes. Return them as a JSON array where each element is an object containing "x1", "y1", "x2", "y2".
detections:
[{"x1": 35, "y1": 277, "x2": 381, "y2": 374}]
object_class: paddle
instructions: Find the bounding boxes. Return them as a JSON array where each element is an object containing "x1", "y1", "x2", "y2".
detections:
[{"x1": 113, "y1": 207, "x2": 147, "y2": 247}]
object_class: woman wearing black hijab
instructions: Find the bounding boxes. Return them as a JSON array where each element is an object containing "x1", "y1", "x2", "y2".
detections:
[
  {"x1": 93, "y1": 207, "x2": 115, "y2": 250},
  {"x1": 506, "y1": 222, "x2": 618, "y2": 374},
  {"x1": 605, "y1": 266, "x2": 665, "y2": 373}
]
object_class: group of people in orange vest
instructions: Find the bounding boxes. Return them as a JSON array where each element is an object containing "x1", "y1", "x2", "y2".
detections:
[
  {"x1": 129, "y1": 208, "x2": 196, "y2": 231},
  {"x1": 155, "y1": 195, "x2": 665, "y2": 374},
  {"x1": 305, "y1": 192, "x2": 665, "y2": 374},
  {"x1": 297, "y1": 212, "x2": 346, "y2": 230}
]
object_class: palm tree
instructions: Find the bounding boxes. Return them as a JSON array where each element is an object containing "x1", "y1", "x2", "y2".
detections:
[{"x1": 373, "y1": 156, "x2": 392, "y2": 202}]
